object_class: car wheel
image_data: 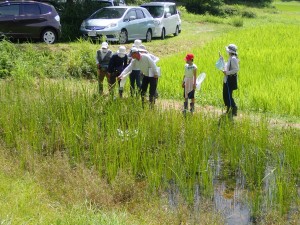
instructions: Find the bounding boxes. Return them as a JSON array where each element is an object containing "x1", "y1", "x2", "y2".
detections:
[
  {"x1": 41, "y1": 29, "x2": 57, "y2": 44},
  {"x1": 119, "y1": 29, "x2": 128, "y2": 44},
  {"x1": 161, "y1": 28, "x2": 165, "y2": 40},
  {"x1": 174, "y1": 26, "x2": 179, "y2": 36},
  {"x1": 146, "y1": 29, "x2": 152, "y2": 42}
]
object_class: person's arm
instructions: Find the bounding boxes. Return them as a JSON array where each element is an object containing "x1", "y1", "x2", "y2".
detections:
[
  {"x1": 118, "y1": 60, "x2": 134, "y2": 79},
  {"x1": 193, "y1": 67, "x2": 197, "y2": 89},
  {"x1": 148, "y1": 56, "x2": 159, "y2": 78},
  {"x1": 223, "y1": 57, "x2": 239, "y2": 75},
  {"x1": 226, "y1": 57, "x2": 239, "y2": 75},
  {"x1": 182, "y1": 75, "x2": 185, "y2": 88},
  {"x1": 96, "y1": 51, "x2": 100, "y2": 69}
]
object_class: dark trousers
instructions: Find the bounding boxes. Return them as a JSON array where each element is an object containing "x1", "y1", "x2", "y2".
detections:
[
  {"x1": 109, "y1": 73, "x2": 121, "y2": 96},
  {"x1": 129, "y1": 70, "x2": 141, "y2": 97},
  {"x1": 141, "y1": 76, "x2": 158, "y2": 104},
  {"x1": 97, "y1": 68, "x2": 110, "y2": 94},
  {"x1": 223, "y1": 82, "x2": 236, "y2": 109}
]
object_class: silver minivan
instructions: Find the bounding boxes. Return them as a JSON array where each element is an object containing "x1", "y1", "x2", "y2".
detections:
[{"x1": 140, "y1": 2, "x2": 181, "y2": 39}]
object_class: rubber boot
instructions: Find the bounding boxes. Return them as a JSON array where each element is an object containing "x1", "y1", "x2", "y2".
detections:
[
  {"x1": 98, "y1": 82, "x2": 103, "y2": 95},
  {"x1": 149, "y1": 96, "x2": 155, "y2": 109},
  {"x1": 119, "y1": 89, "x2": 123, "y2": 98},
  {"x1": 227, "y1": 107, "x2": 233, "y2": 119},
  {"x1": 183, "y1": 101, "x2": 188, "y2": 116},
  {"x1": 190, "y1": 102, "x2": 195, "y2": 114},
  {"x1": 226, "y1": 106, "x2": 230, "y2": 114},
  {"x1": 232, "y1": 106, "x2": 238, "y2": 116}
]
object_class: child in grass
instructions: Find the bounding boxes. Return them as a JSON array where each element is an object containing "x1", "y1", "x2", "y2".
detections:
[{"x1": 182, "y1": 53, "x2": 197, "y2": 114}]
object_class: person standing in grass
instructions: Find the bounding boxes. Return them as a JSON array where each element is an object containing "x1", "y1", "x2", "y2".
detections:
[
  {"x1": 96, "y1": 42, "x2": 113, "y2": 95},
  {"x1": 128, "y1": 39, "x2": 143, "y2": 97},
  {"x1": 108, "y1": 46, "x2": 128, "y2": 98},
  {"x1": 182, "y1": 53, "x2": 197, "y2": 114},
  {"x1": 220, "y1": 44, "x2": 239, "y2": 116},
  {"x1": 138, "y1": 44, "x2": 160, "y2": 99},
  {"x1": 118, "y1": 47, "x2": 159, "y2": 107}
]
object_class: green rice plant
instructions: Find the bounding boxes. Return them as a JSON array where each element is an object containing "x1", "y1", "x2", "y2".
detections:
[
  {"x1": 0, "y1": 78, "x2": 300, "y2": 221},
  {"x1": 159, "y1": 23, "x2": 300, "y2": 119}
]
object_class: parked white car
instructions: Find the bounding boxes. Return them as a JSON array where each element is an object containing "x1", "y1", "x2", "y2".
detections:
[
  {"x1": 80, "y1": 6, "x2": 155, "y2": 44},
  {"x1": 140, "y1": 2, "x2": 181, "y2": 39}
]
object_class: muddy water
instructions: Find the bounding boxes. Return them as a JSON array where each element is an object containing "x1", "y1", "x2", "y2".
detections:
[
  {"x1": 166, "y1": 157, "x2": 298, "y2": 224},
  {"x1": 214, "y1": 181, "x2": 252, "y2": 225}
]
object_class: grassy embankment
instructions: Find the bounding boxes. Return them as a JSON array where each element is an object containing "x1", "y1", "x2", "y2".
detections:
[{"x1": 0, "y1": 1, "x2": 299, "y2": 224}]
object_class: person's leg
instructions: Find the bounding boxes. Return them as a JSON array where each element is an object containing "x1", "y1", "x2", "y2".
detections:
[
  {"x1": 141, "y1": 76, "x2": 150, "y2": 106},
  {"x1": 109, "y1": 75, "x2": 116, "y2": 97},
  {"x1": 129, "y1": 71, "x2": 135, "y2": 97},
  {"x1": 136, "y1": 70, "x2": 141, "y2": 96},
  {"x1": 223, "y1": 83, "x2": 230, "y2": 113},
  {"x1": 98, "y1": 69, "x2": 105, "y2": 94},
  {"x1": 188, "y1": 90, "x2": 195, "y2": 113},
  {"x1": 140, "y1": 73, "x2": 144, "y2": 88},
  {"x1": 118, "y1": 79, "x2": 123, "y2": 98},
  {"x1": 149, "y1": 77, "x2": 158, "y2": 106},
  {"x1": 231, "y1": 91, "x2": 237, "y2": 116},
  {"x1": 184, "y1": 98, "x2": 188, "y2": 110}
]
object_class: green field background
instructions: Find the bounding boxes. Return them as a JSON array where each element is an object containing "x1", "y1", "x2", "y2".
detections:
[{"x1": 159, "y1": 24, "x2": 300, "y2": 118}]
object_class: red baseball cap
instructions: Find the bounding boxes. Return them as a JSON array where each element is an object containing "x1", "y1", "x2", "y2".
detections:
[{"x1": 185, "y1": 53, "x2": 194, "y2": 61}]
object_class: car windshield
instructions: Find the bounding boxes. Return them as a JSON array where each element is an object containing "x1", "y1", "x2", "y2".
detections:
[
  {"x1": 90, "y1": 7, "x2": 127, "y2": 19},
  {"x1": 143, "y1": 6, "x2": 164, "y2": 18}
]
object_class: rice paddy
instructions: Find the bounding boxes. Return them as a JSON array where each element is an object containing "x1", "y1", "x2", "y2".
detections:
[{"x1": 0, "y1": 1, "x2": 299, "y2": 224}]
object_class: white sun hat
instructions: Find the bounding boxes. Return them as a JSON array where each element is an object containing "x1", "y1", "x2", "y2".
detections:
[
  {"x1": 101, "y1": 41, "x2": 108, "y2": 49},
  {"x1": 134, "y1": 39, "x2": 142, "y2": 48},
  {"x1": 130, "y1": 47, "x2": 139, "y2": 53},
  {"x1": 225, "y1": 44, "x2": 238, "y2": 54},
  {"x1": 138, "y1": 44, "x2": 148, "y2": 53},
  {"x1": 117, "y1": 46, "x2": 126, "y2": 54}
]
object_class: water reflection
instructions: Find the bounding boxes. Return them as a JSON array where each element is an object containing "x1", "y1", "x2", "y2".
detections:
[{"x1": 214, "y1": 181, "x2": 252, "y2": 225}]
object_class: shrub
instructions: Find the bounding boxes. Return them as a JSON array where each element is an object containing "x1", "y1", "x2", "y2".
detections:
[
  {"x1": 230, "y1": 17, "x2": 244, "y2": 27},
  {"x1": 183, "y1": 0, "x2": 224, "y2": 15},
  {"x1": 242, "y1": 10, "x2": 257, "y2": 18},
  {"x1": 222, "y1": 5, "x2": 241, "y2": 16}
]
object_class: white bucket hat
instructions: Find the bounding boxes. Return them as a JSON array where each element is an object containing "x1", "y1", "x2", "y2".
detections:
[
  {"x1": 134, "y1": 39, "x2": 142, "y2": 48},
  {"x1": 138, "y1": 44, "x2": 148, "y2": 53},
  {"x1": 117, "y1": 46, "x2": 127, "y2": 55},
  {"x1": 130, "y1": 47, "x2": 139, "y2": 53},
  {"x1": 101, "y1": 41, "x2": 108, "y2": 49},
  {"x1": 226, "y1": 44, "x2": 238, "y2": 54}
]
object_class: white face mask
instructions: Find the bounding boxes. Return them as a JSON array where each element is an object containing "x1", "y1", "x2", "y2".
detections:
[
  {"x1": 118, "y1": 53, "x2": 125, "y2": 58},
  {"x1": 102, "y1": 49, "x2": 108, "y2": 53}
]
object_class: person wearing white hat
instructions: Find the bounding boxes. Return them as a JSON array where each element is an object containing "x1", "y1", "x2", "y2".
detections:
[
  {"x1": 136, "y1": 44, "x2": 160, "y2": 99},
  {"x1": 128, "y1": 40, "x2": 143, "y2": 97},
  {"x1": 96, "y1": 41, "x2": 113, "y2": 94},
  {"x1": 118, "y1": 47, "x2": 159, "y2": 107},
  {"x1": 108, "y1": 46, "x2": 128, "y2": 98},
  {"x1": 220, "y1": 43, "x2": 239, "y2": 116},
  {"x1": 133, "y1": 39, "x2": 142, "y2": 48}
]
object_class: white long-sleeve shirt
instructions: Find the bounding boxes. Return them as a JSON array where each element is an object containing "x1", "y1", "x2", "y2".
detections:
[
  {"x1": 120, "y1": 53, "x2": 158, "y2": 78},
  {"x1": 224, "y1": 55, "x2": 239, "y2": 83}
]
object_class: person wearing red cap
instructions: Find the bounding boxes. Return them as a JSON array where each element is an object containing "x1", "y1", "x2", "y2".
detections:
[{"x1": 182, "y1": 53, "x2": 197, "y2": 114}]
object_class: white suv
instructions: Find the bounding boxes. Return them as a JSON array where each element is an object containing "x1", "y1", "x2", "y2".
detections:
[{"x1": 141, "y1": 2, "x2": 181, "y2": 39}]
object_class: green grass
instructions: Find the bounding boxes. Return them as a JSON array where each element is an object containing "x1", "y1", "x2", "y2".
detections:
[{"x1": 0, "y1": 1, "x2": 300, "y2": 224}]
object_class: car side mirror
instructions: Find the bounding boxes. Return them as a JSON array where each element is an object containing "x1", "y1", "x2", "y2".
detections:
[{"x1": 165, "y1": 12, "x2": 171, "y2": 18}]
